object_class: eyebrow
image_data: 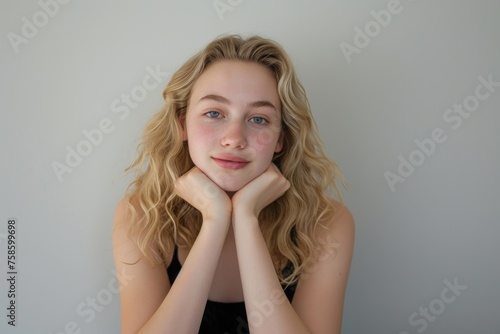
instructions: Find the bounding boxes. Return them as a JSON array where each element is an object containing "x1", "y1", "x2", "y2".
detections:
[{"x1": 198, "y1": 94, "x2": 278, "y2": 111}]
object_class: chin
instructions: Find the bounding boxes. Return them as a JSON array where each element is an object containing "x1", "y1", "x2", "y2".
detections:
[
  {"x1": 197, "y1": 164, "x2": 258, "y2": 193},
  {"x1": 212, "y1": 172, "x2": 256, "y2": 193},
  {"x1": 215, "y1": 179, "x2": 247, "y2": 193}
]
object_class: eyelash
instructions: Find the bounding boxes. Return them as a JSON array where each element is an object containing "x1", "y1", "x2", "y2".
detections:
[
  {"x1": 203, "y1": 111, "x2": 269, "y2": 125},
  {"x1": 250, "y1": 116, "x2": 268, "y2": 125},
  {"x1": 205, "y1": 110, "x2": 221, "y2": 118}
]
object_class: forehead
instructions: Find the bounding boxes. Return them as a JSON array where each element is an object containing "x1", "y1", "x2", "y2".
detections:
[{"x1": 190, "y1": 60, "x2": 280, "y2": 107}]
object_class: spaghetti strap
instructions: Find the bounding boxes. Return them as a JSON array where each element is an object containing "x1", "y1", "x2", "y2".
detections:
[
  {"x1": 166, "y1": 245, "x2": 182, "y2": 283},
  {"x1": 165, "y1": 245, "x2": 297, "y2": 333}
]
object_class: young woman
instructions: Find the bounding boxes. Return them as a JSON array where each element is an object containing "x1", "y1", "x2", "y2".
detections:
[{"x1": 113, "y1": 35, "x2": 354, "y2": 334}]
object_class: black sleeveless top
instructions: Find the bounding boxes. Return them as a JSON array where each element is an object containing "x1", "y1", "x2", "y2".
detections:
[{"x1": 167, "y1": 246, "x2": 297, "y2": 333}]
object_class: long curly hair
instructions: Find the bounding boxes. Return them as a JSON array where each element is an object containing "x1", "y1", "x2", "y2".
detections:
[{"x1": 121, "y1": 34, "x2": 345, "y2": 285}]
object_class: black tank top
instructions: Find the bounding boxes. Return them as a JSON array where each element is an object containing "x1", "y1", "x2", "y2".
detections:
[{"x1": 167, "y1": 246, "x2": 297, "y2": 333}]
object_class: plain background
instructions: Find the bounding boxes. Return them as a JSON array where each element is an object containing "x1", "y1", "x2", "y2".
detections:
[{"x1": 1, "y1": 0, "x2": 499, "y2": 333}]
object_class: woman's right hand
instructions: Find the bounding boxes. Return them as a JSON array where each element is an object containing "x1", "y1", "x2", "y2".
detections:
[{"x1": 174, "y1": 166, "x2": 232, "y2": 222}]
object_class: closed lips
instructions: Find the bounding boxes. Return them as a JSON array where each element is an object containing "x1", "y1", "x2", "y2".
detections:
[
  {"x1": 212, "y1": 156, "x2": 249, "y2": 163},
  {"x1": 212, "y1": 156, "x2": 249, "y2": 169}
]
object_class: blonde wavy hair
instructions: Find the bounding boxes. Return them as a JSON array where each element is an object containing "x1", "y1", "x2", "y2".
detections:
[{"x1": 121, "y1": 34, "x2": 345, "y2": 285}]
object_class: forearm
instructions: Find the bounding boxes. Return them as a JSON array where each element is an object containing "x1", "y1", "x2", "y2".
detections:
[
  {"x1": 138, "y1": 220, "x2": 229, "y2": 334},
  {"x1": 233, "y1": 215, "x2": 311, "y2": 334}
]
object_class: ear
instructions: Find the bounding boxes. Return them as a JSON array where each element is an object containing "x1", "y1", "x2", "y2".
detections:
[
  {"x1": 274, "y1": 131, "x2": 284, "y2": 153},
  {"x1": 178, "y1": 113, "x2": 187, "y2": 141}
]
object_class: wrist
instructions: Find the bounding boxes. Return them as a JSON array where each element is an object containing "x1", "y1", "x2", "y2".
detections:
[
  {"x1": 200, "y1": 199, "x2": 232, "y2": 222},
  {"x1": 200, "y1": 216, "x2": 231, "y2": 235},
  {"x1": 232, "y1": 209, "x2": 259, "y2": 227}
]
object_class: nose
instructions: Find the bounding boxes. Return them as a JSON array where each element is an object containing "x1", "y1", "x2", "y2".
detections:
[{"x1": 220, "y1": 121, "x2": 247, "y2": 149}]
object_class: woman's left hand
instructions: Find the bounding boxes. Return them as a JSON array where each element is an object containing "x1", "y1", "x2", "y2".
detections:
[{"x1": 231, "y1": 163, "x2": 290, "y2": 219}]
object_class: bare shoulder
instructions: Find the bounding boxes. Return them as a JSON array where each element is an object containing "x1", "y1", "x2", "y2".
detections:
[
  {"x1": 291, "y1": 200, "x2": 354, "y2": 334},
  {"x1": 316, "y1": 200, "x2": 355, "y2": 249},
  {"x1": 310, "y1": 199, "x2": 355, "y2": 278},
  {"x1": 112, "y1": 196, "x2": 174, "y2": 266},
  {"x1": 112, "y1": 197, "x2": 143, "y2": 263},
  {"x1": 112, "y1": 196, "x2": 150, "y2": 270},
  {"x1": 112, "y1": 196, "x2": 172, "y2": 333},
  {"x1": 113, "y1": 196, "x2": 142, "y2": 234}
]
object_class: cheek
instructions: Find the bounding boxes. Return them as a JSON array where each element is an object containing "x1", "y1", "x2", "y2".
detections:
[
  {"x1": 249, "y1": 129, "x2": 280, "y2": 157},
  {"x1": 188, "y1": 124, "x2": 217, "y2": 145},
  {"x1": 186, "y1": 125, "x2": 217, "y2": 161},
  {"x1": 247, "y1": 133, "x2": 278, "y2": 180}
]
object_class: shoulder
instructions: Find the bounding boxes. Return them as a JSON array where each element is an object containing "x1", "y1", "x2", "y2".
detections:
[
  {"x1": 112, "y1": 197, "x2": 175, "y2": 268},
  {"x1": 113, "y1": 196, "x2": 142, "y2": 244},
  {"x1": 112, "y1": 197, "x2": 144, "y2": 264},
  {"x1": 290, "y1": 200, "x2": 354, "y2": 332},
  {"x1": 315, "y1": 200, "x2": 355, "y2": 251},
  {"x1": 112, "y1": 197, "x2": 172, "y2": 333},
  {"x1": 113, "y1": 196, "x2": 138, "y2": 228}
]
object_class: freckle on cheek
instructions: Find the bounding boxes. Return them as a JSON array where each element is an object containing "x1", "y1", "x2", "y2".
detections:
[
  {"x1": 252, "y1": 133, "x2": 276, "y2": 153},
  {"x1": 194, "y1": 127, "x2": 216, "y2": 140}
]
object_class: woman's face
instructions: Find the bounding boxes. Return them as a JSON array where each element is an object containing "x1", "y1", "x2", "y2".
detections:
[{"x1": 182, "y1": 60, "x2": 284, "y2": 192}]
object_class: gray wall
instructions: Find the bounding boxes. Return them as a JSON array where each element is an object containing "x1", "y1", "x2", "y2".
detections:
[{"x1": 1, "y1": 1, "x2": 499, "y2": 333}]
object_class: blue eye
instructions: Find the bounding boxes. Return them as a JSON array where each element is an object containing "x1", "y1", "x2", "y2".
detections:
[
  {"x1": 205, "y1": 111, "x2": 221, "y2": 118},
  {"x1": 251, "y1": 117, "x2": 268, "y2": 125}
]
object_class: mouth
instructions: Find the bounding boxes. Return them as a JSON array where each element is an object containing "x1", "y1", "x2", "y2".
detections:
[{"x1": 212, "y1": 156, "x2": 249, "y2": 170}]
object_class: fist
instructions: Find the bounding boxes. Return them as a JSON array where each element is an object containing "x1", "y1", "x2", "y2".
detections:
[
  {"x1": 232, "y1": 164, "x2": 290, "y2": 218},
  {"x1": 174, "y1": 167, "x2": 231, "y2": 221}
]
